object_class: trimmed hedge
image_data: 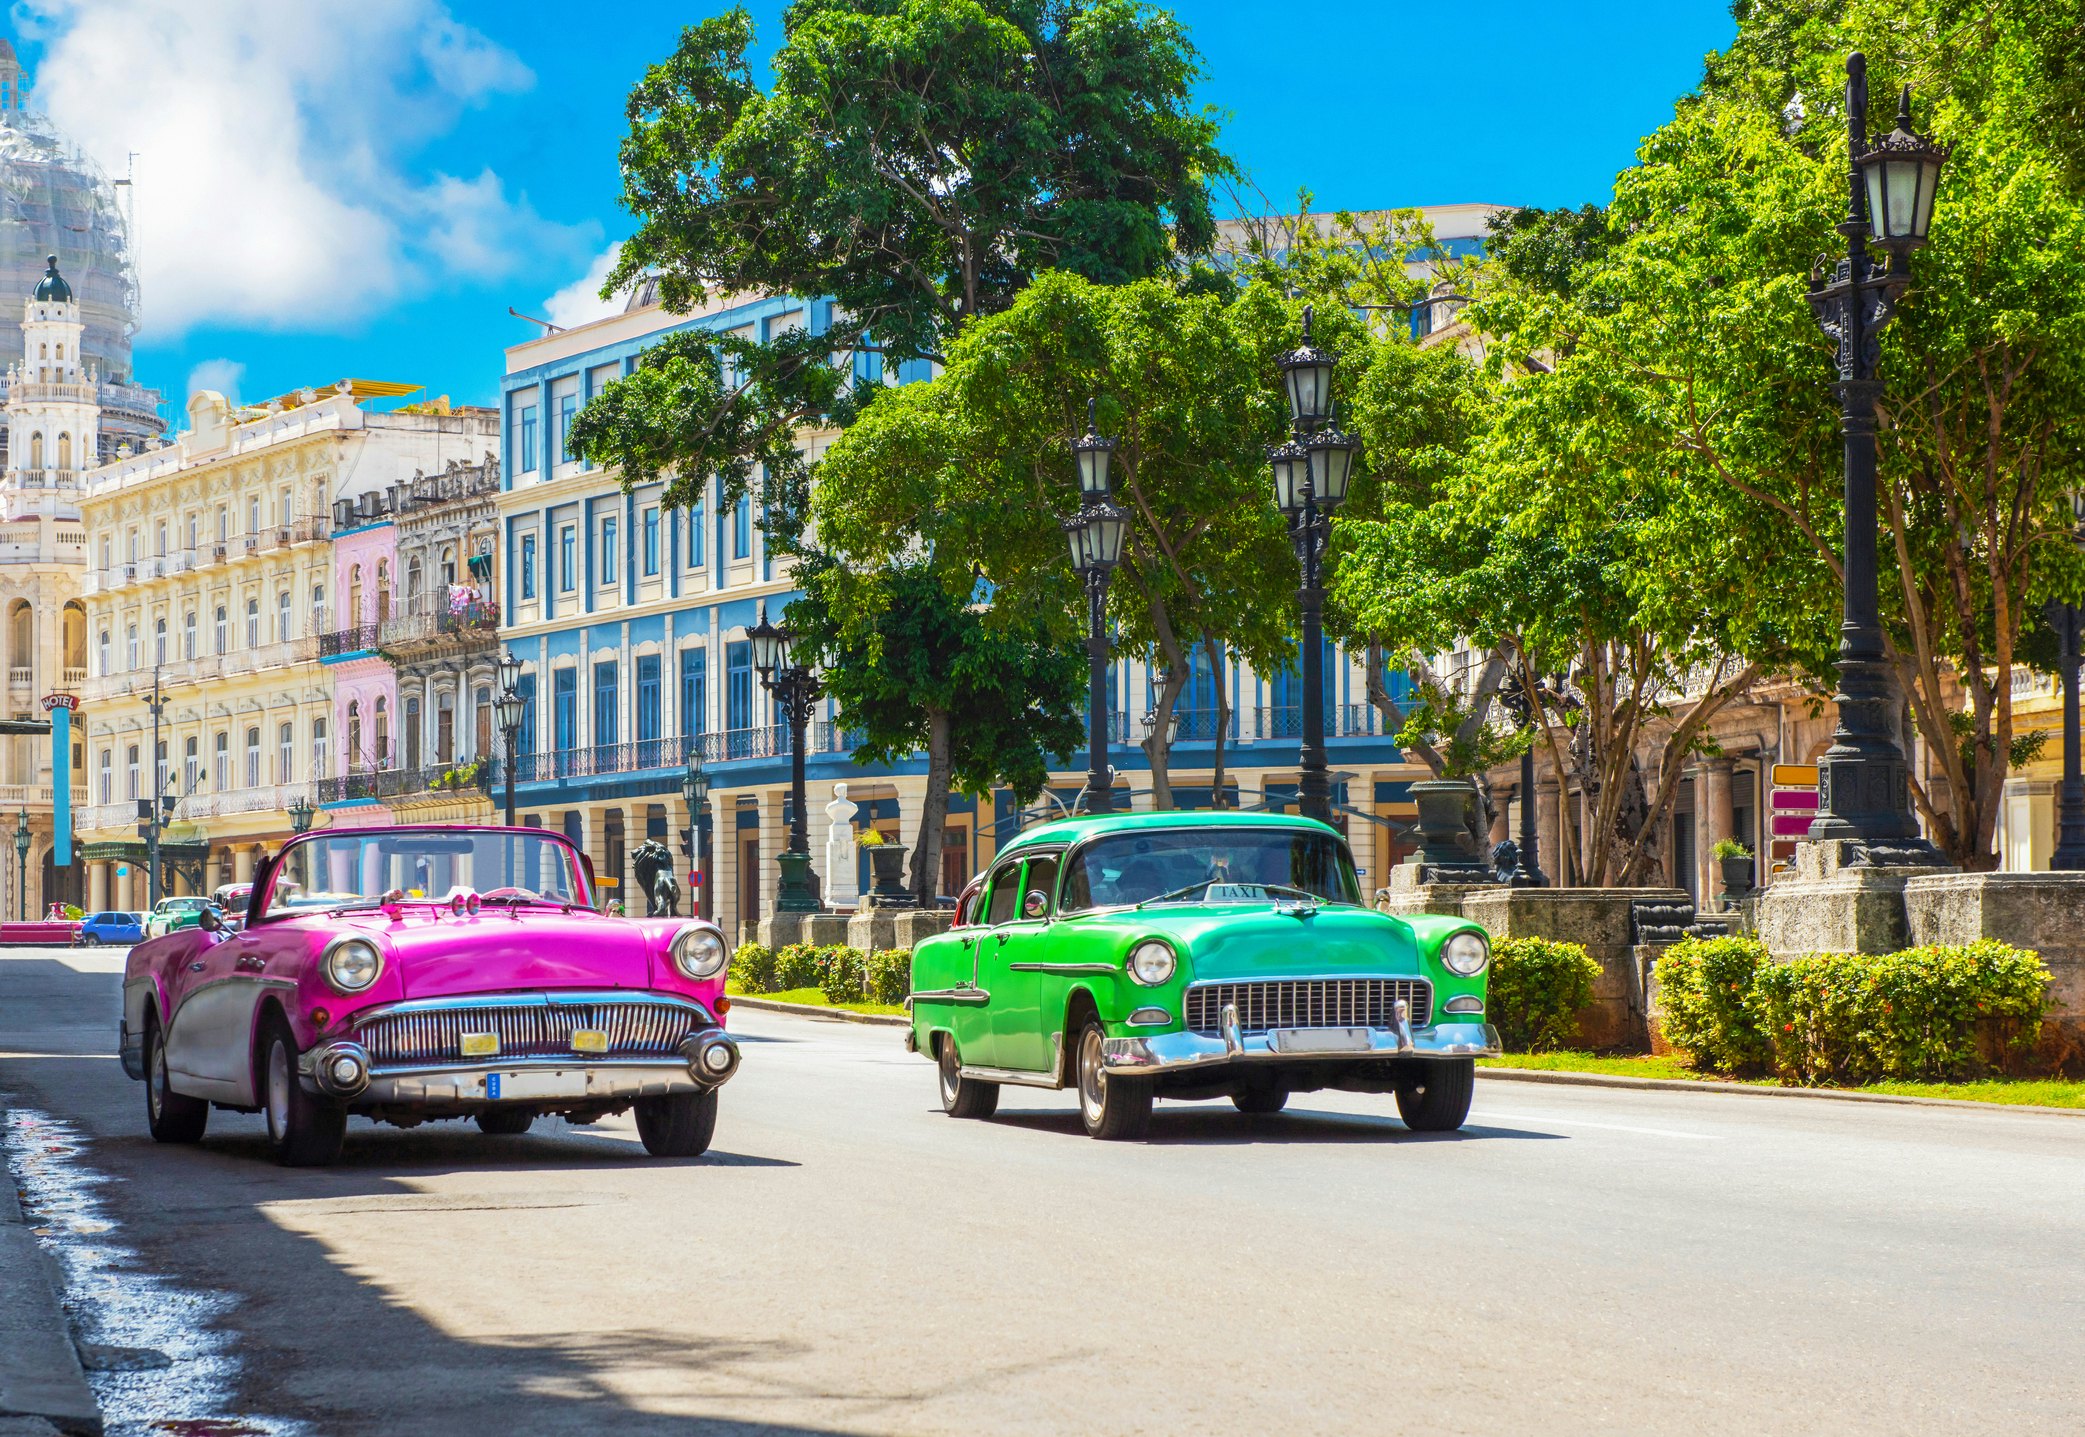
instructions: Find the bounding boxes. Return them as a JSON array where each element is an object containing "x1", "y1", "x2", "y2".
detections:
[
  {"x1": 1487, "y1": 936, "x2": 1603, "y2": 1052},
  {"x1": 727, "y1": 941, "x2": 912, "y2": 1006},
  {"x1": 1655, "y1": 935, "x2": 2049, "y2": 1083}
]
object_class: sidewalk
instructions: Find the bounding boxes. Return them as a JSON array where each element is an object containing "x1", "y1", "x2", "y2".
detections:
[{"x1": 0, "y1": 1093, "x2": 102, "y2": 1436}]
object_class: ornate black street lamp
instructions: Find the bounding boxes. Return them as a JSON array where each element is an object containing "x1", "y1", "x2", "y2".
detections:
[
  {"x1": 1495, "y1": 674, "x2": 1551, "y2": 887},
  {"x1": 496, "y1": 650, "x2": 524, "y2": 826},
  {"x1": 14, "y1": 808, "x2": 29, "y2": 921},
  {"x1": 287, "y1": 794, "x2": 315, "y2": 834},
  {"x1": 1269, "y1": 306, "x2": 1360, "y2": 823},
  {"x1": 749, "y1": 602, "x2": 822, "y2": 912},
  {"x1": 2052, "y1": 492, "x2": 2085, "y2": 870},
  {"x1": 682, "y1": 753, "x2": 713, "y2": 921},
  {"x1": 1803, "y1": 54, "x2": 1949, "y2": 864},
  {"x1": 1062, "y1": 398, "x2": 1131, "y2": 814}
]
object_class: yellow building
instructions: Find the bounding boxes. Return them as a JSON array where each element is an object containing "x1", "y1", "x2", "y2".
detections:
[{"x1": 75, "y1": 384, "x2": 498, "y2": 907}]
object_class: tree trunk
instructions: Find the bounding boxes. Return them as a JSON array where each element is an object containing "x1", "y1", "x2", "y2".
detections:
[
  {"x1": 1141, "y1": 598, "x2": 1190, "y2": 811},
  {"x1": 1203, "y1": 632, "x2": 1229, "y2": 809},
  {"x1": 910, "y1": 707, "x2": 953, "y2": 905}
]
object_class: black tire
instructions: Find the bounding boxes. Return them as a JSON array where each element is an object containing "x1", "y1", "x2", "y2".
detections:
[
  {"x1": 80, "y1": 934, "x2": 100, "y2": 948},
  {"x1": 1396, "y1": 1058, "x2": 1476, "y2": 1132},
  {"x1": 1231, "y1": 1085, "x2": 1289, "y2": 1116},
  {"x1": 475, "y1": 1108, "x2": 534, "y2": 1136},
  {"x1": 144, "y1": 1017, "x2": 208, "y2": 1143},
  {"x1": 1076, "y1": 1021, "x2": 1152, "y2": 1140},
  {"x1": 937, "y1": 1036, "x2": 999, "y2": 1119},
  {"x1": 260, "y1": 1016, "x2": 347, "y2": 1166},
  {"x1": 635, "y1": 1090, "x2": 718, "y2": 1157}
]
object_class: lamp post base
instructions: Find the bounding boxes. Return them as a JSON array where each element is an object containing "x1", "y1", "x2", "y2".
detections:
[{"x1": 775, "y1": 850, "x2": 822, "y2": 914}]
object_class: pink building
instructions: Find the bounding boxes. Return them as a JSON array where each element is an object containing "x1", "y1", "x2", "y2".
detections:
[{"x1": 325, "y1": 515, "x2": 397, "y2": 820}]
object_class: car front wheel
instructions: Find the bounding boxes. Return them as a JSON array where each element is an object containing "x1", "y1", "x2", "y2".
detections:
[
  {"x1": 1076, "y1": 1022, "x2": 1151, "y2": 1141},
  {"x1": 262, "y1": 1017, "x2": 346, "y2": 1166},
  {"x1": 634, "y1": 1090, "x2": 717, "y2": 1157},
  {"x1": 144, "y1": 1018, "x2": 208, "y2": 1143},
  {"x1": 1232, "y1": 1085, "x2": 1289, "y2": 1115},
  {"x1": 937, "y1": 1036, "x2": 999, "y2": 1119},
  {"x1": 475, "y1": 1109, "x2": 534, "y2": 1136},
  {"x1": 79, "y1": 934, "x2": 100, "y2": 947},
  {"x1": 1396, "y1": 1058, "x2": 1475, "y2": 1132}
]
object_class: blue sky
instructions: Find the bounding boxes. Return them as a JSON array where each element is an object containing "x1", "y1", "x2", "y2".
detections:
[{"x1": 16, "y1": 0, "x2": 1735, "y2": 419}]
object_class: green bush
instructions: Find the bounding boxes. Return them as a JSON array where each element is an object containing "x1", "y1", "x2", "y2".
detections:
[
  {"x1": 730, "y1": 942, "x2": 777, "y2": 994},
  {"x1": 1487, "y1": 936, "x2": 1602, "y2": 1051},
  {"x1": 1754, "y1": 941, "x2": 2048, "y2": 1084},
  {"x1": 865, "y1": 948, "x2": 912, "y2": 1005},
  {"x1": 816, "y1": 945, "x2": 867, "y2": 1004},
  {"x1": 1654, "y1": 936, "x2": 1773, "y2": 1072},
  {"x1": 773, "y1": 943, "x2": 822, "y2": 991}
]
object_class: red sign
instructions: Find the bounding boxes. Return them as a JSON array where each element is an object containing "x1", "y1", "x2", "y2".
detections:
[
  {"x1": 1771, "y1": 789, "x2": 1818, "y2": 811},
  {"x1": 41, "y1": 694, "x2": 79, "y2": 711},
  {"x1": 1772, "y1": 813, "x2": 1816, "y2": 837}
]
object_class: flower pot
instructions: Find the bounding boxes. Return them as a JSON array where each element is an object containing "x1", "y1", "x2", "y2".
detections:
[
  {"x1": 865, "y1": 843, "x2": 915, "y2": 908},
  {"x1": 775, "y1": 850, "x2": 821, "y2": 914},
  {"x1": 1718, "y1": 853, "x2": 1754, "y2": 902},
  {"x1": 1410, "y1": 778, "x2": 1484, "y2": 869}
]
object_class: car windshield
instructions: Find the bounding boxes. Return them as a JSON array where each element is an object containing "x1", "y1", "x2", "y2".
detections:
[
  {"x1": 1060, "y1": 827, "x2": 1360, "y2": 911},
  {"x1": 263, "y1": 828, "x2": 587, "y2": 917}
]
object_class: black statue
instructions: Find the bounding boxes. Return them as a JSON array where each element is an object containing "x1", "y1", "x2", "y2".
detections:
[
  {"x1": 631, "y1": 839, "x2": 681, "y2": 918},
  {"x1": 1491, "y1": 839, "x2": 1529, "y2": 887}
]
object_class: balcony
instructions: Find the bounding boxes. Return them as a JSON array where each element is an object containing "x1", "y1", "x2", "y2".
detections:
[
  {"x1": 10, "y1": 467, "x2": 82, "y2": 489},
  {"x1": 61, "y1": 666, "x2": 86, "y2": 687},
  {"x1": 1253, "y1": 705, "x2": 1380, "y2": 741},
  {"x1": 318, "y1": 624, "x2": 381, "y2": 659},
  {"x1": 378, "y1": 600, "x2": 500, "y2": 652},
  {"x1": 509, "y1": 725, "x2": 857, "y2": 785},
  {"x1": 6, "y1": 666, "x2": 30, "y2": 688},
  {"x1": 319, "y1": 760, "x2": 492, "y2": 805},
  {"x1": 181, "y1": 781, "x2": 310, "y2": 820}
]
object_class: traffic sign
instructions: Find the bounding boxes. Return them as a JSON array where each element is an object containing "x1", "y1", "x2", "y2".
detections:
[{"x1": 1772, "y1": 763, "x2": 1819, "y2": 787}]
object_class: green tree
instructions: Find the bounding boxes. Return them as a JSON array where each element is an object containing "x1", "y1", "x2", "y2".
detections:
[
  {"x1": 784, "y1": 557, "x2": 1084, "y2": 902},
  {"x1": 570, "y1": 0, "x2": 1232, "y2": 511}
]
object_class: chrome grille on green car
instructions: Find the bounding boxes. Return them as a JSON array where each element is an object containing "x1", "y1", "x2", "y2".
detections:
[
  {"x1": 354, "y1": 997, "x2": 706, "y2": 1067},
  {"x1": 1184, "y1": 978, "x2": 1432, "y2": 1035}
]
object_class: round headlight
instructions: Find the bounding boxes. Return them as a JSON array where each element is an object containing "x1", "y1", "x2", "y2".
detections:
[
  {"x1": 1127, "y1": 940, "x2": 1177, "y2": 986},
  {"x1": 325, "y1": 939, "x2": 383, "y2": 993},
  {"x1": 1441, "y1": 931, "x2": 1490, "y2": 977},
  {"x1": 673, "y1": 927, "x2": 728, "y2": 980}
]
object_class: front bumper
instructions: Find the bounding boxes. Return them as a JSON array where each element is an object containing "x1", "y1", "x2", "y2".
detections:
[
  {"x1": 1102, "y1": 1020, "x2": 1499, "y2": 1074},
  {"x1": 300, "y1": 1029, "x2": 741, "y2": 1106}
]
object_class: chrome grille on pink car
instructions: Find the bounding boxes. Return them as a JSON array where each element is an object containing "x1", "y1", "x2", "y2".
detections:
[
  {"x1": 1184, "y1": 978, "x2": 1432, "y2": 1035},
  {"x1": 354, "y1": 998, "x2": 707, "y2": 1068}
]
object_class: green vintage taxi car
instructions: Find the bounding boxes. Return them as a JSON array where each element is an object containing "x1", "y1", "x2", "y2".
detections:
[{"x1": 906, "y1": 811, "x2": 1500, "y2": 1139}]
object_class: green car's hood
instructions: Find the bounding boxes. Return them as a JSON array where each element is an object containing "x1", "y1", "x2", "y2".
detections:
[{"x1": 1084, "y1": 902, "x2": 1423, "y2": 980}]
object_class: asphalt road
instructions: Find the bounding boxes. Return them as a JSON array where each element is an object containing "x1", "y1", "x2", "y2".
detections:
[{"x1": 3, "y1": 945, "x2": 2083, "y2": 1437}]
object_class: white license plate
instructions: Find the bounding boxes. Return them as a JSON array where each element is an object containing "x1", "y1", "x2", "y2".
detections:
[
  {"x1": 1270, "y1": 1027, "x2": 1372, "y2": 1054},
  {"x1": 481, "y1": 1069, "x2": 588, "y2": 1101}
]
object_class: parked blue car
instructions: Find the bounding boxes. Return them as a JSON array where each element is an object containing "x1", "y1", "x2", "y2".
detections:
[{"x1": 74, "y1": 911, "x2": 146, "y2": 946}]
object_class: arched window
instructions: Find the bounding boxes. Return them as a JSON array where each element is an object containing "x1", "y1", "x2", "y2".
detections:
[
  {"x1": 311, "y1": 584, "x2": 325, "y2": 633},
  {"x1": 27, "y1": 433, "x2": 42, "y2": 469},
  {"x1": 436, "y1": 689, "x2": 455, "y2": 764},
  {"x1": 57, "y1": 432, "x2": 71, "y2": 471},
  {"x1": 347, "y1": 701, "x2": 362, "y2": 766},
  {"x1": 247, "y1": 497, "x2": 260, "y2": 536},
  {"x1": 374, "y1": 695, "x2": 390, "y2": 765},
  {"x1": 125, "y1": 624, "x2": 137, "y2": 670},
  {"x1": 183, "y1": 737, "x2": 198, "y2": 794},
  {"x1": 97, "y1": 749, "x2": 111, "y2": 804},
  {"x1": 278, "y1": 722, "x2": 294, "y2": 783},
  {"x1": 311, "y1": 716, "x2": 328, "y2": 781},
  {"x1": 244, "y1": 727, "x2": 261, "y2": 788},
  {"x1": 439, "y1": 544, "x2": 456, "y2": 586},
  {"x1": 277, "y1": 590, "x2": 291, "y2": 642},
  {"x1": 214, "y1": 606, "x2": 227, "y2": 654},
  {"x1": 404, "y1": 695, "x2": 422, "y2": 770},
  {"x1": 153, "y1": 617, "x2": 166, "y2": 665},
  {"x1": 347, "y1": 565, "x2": 363, "y2": 626},
  {"x1": 9, "y1": 601, "x2": 32, "y2": 669},
  {"x1": 182, "y1": 610, "x2": 196, "y2": 660},
  {"x1": 154, "y1": 519, "x2": 165, "y2": 556},
  {"x1": 375, "y1": 561, "x2": 392, "y2": 622},
  {"x1": 125, "y1": 744, "x2": 139, "y2": 800},
  {"x1": 96, "y1": 629, "x2": 109, "y2": 676},
  {"x1": 212, "y1": 732, "x2": 229, "y2": 791},
  {"x1": 245, "y1": 597, "x2": 259, "y2": 648},
  {"x1": 406, "y1": 557, "x2": 423, "y2": 612}
]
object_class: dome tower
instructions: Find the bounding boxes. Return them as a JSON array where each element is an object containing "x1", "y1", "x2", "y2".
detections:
[{"x1": 3, "y1": 253, "x2": 97, "y2": 517}]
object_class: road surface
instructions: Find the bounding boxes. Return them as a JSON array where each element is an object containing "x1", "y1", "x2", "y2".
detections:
[{"x1": 2, "y1": 945, "x2": 2081, "y2": 1435}]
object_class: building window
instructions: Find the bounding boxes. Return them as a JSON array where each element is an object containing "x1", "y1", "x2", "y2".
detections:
[
  {"x1": 124, "y1": 624, "x2": 137, "y2": 670},
  {"x1": 278, "y1": 722, "x2": 294, "y2": 783},
  {"x1": 558, "y1": 526, "x2": 576, "y2": 592},
  {"x1": 125, "y1": 744, "x2": 139, "y2": 800},
  {"x1": 311, "y1": 717, "x2": 329, "y2": 781},
  {"x1": 246, "y1": 598, "x2": 260, "y2": 649},
  {"x1": 312, "y1": 584, "x2": 325, "y2": 633},
  {"x1": 154, "y1": 617, "x2": 166, "y2": 665},
  {"x1": 516, "y1": 402, "x2": 539, "y2": 474},
  {"x1": 182, "y1": 610, "x2": 196, "y2": 660},
  {"x1": 277, "y1": 590, "x2": 291, "y2": 643},
  {"x1": 732, "y1": 494, "x2": 752, "y2": 560},
  {"x1": 520, "y1": 533, "x2": 537, "y2": 600},
  {"x1": 637, "y1": 654, "x2": 661, "y2": 751},
  {"x1": 214, "y1": 606, "x2": 227, "y2": 655},
  {"x1": 348, "y1": 700, "x2": 362, "y2": 766},
  {"x1": 592, "y1": 660, "x2": 619, "y2": 747},
  {"x1": 515, "y1": 673, "x2": 536, "y2": 756},
  {"x1": 680, "y1": 648, "x2": 706, "y2": 740},
  {"x1": 244, "y1": 727, "x2": 261, "y2": 788},
  {"x1": 374, "y1": 696, "x2": 390, "y2": 766},
  {"x1": 559, "y1": 391, "x2": 579, "y2": 463},
  {"x1": 726, "y1": 641, "x2": 752, "y2": 736},
  {"x1": 436, "y1": 689, "x2": 455, "y2": 765},
  {"x1": 687, "y1": 499, "x2": 704, "y2": 568},
  {"x1": 155, "y1": 740, "x2": 168, "y2": 798},
  {"x1": 213, "y1": 732, "x2": 229, "y2": 791},
  {"x1": 601, "y1": 515, "x2": 619, "y2": 585},
  {"x1": 183, "y1": 737, "x2": 198, "y2": 794},
  {"x1": 97, "y1": 748, "x2": 111, "y2": 804},
  {"x1": 248, "y1": 498, "x2": 260, "y2": 536},
  {"x1": 97, "y1": 629, "x2": 109, "y2": 675},
  {"x1": 405, "y1": 696, "x2": 422, "y2": 770},
  {"x1": 642, "y1": 507, "x2": 659, "y2": 576},
  {"x1": 553, "y1": 668, "x2": 577, "y2": 753}
]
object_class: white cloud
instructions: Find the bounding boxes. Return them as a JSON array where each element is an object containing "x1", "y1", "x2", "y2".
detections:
[
  {"x1": 541, "y1": 242, "x2": 628, "y2": 330},
  {"x1": 20, "y1": 0, "x2": 592, "y2": 335},
  {"x1": 185, "y1": 357, "x2": 244, "y2": 404}
]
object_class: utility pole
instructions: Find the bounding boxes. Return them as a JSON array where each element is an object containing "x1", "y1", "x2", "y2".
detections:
[{"x1": 141, "y1": 666, "x2": 167, "y2": 906}]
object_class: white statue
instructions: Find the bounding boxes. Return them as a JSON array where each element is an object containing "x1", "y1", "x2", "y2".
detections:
[{"x1": 823, "y1": 782, "x2": 860, "y2": 908}]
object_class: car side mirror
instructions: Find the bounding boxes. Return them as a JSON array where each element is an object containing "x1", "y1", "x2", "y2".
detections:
[
  {"x1": 1022, "y1": 890, "x2": 1051, "y2": 921},
  {"x1": 197, "y1": 908, "x2": 224, "y2": 934}
]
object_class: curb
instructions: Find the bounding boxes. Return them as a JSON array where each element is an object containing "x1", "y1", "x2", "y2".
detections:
[
  {"x1": 1478, "y1": 1064, "x2": 2085, "y2": 1117},
  {"x1": 0, "y1": 1092, "x2": 103, "y2": 1436},
  {"x1": 729, "y1": 996, "x2": 909, "y2": 1028}
]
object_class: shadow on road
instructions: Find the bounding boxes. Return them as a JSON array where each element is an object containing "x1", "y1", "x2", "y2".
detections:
[{"x1": 985, "y1": 1104, "x2": 1570, "y2": 1144}]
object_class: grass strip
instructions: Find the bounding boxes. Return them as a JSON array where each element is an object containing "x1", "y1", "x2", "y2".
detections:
[
  {"x1": 1480, "y1": 1050, "x2": 2085, "y2": 1107},
  {"x1": 727, "y1": 983, "x2": 908, "y2": 1019}
]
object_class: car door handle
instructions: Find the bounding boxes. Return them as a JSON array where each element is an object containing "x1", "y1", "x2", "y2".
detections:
[
  {"x1": 995, "y1": 933, "x2": 1009, "y2": 945},
  {"x1": 187, "y1": 960, "x2": 205, "y2": 972}
]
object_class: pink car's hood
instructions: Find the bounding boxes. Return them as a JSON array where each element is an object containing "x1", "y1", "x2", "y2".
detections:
[{"x1": 336, "y1": 908, "x2": 660, "y2": 997}]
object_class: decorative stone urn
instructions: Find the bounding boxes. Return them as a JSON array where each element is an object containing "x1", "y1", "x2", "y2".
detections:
[
  {"x1": 775, "y1": 850, "x2": 821, "y2": 914},
  {"x1": 1718, "y1": 853, "x2": 1755, "y2": 907},
  {"x1": 865, "y1": 843, "x2": 915, "y2": 908},
  {"x1": 1410, "y1": 778, "x2": 1487, "y2": 874}
]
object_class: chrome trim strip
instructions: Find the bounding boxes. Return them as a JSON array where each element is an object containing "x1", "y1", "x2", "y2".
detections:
[
  {"x1": 353, "y1": 1061, "x2": 707, "y2": 1106},
  {"x1": 1006, "y1": 962, "x2": 1120, "y2": 976},
  {"x1": 1101, "y1": 1021, "x2": 1501, "y2": 1074},
  {"x1": 345, "y1": 990, "x2": 712, "y2": 1022},
  {"x1": 959, "y1": 1063, "x2": 1062, "y2": 1089},
  {"x1": 908, "y1": 987, "x2": 991, "y2": 1007}
]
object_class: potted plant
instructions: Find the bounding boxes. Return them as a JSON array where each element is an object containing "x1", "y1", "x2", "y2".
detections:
[
  {"x1": 1393, "y1": 681, "x2": 1528, "y2": 875},
  {"x1": 856, "y1": 828, "x2": 913, "y2": 907},
  {"x1": 1712, "y1": 838, "x2": 1755, "y2": 901}
]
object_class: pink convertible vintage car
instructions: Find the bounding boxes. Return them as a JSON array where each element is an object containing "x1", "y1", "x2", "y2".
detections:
[{"x1": 118, "y1": 824, "x2": 739, "y2": 1166}]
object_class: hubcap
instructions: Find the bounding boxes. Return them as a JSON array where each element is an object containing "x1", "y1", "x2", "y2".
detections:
[
  {"x1": 266, "y1": 1040, "x2": 291, "y2": 1142},
  {"x1": 148, "y1": 1038, "x2": 165, "y2": 1120},
  {"x1": 1079, "y1": 1028, "x2": 1105, "y2": 1122},
  {"x1": 939, "y1": 1042, "x2": 960, "y2": 1103}
]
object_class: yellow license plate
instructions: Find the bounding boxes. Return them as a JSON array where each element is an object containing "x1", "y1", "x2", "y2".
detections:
[
  {"x1": 570, "y1": 1029, "x2": 609, "y2": 1054},
  {"x1": 459, "y1": 1032, "x2": 501, "y2": 1058}
]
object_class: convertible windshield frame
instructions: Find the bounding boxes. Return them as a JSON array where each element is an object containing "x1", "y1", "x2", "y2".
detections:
[
  {"x1": 257, "y1": 826, "x2": 594, "y2": 921},
  {"x1": 1056, "y1": 824, "x2": 1362, "y2": 914}
]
